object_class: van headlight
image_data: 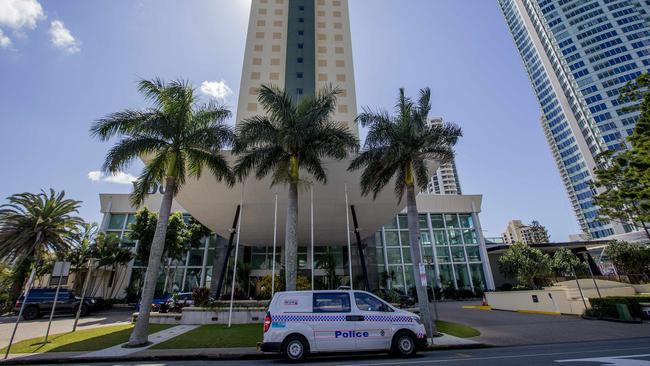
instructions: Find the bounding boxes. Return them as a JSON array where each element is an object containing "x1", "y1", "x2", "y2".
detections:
[{"x1": 412, "y1": 316, "x2": 422, "y2": 324}]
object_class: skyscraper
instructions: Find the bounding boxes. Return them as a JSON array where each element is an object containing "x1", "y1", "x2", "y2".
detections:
[
  {"x1": 236, "y1": 0, "x2": 358, "y2": 135},
  {"x1": 498, "y1": 0, "x2": 650, "y2": 238},
  {"x1": 427, "y1": 118, "x2": 463, "y2": 195}
]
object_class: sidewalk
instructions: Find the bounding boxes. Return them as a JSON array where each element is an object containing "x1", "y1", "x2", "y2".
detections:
[{"x1": 1, "y1": 330, "x2": 484, "y2": 364}]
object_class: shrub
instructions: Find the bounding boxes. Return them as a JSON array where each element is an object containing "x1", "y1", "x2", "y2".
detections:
[
  {"x1": 256, "y1": 275, "x2": 283, "y2": 300},
  {"x1": 588, "y1": 296, "x2": 650, "y2": 319},
  {"x1": 296, "y1": 275, "x2": 311, "y2": 291},
  {"x1": 192, "y1": 287, "x2": 211, "y2": 307}
]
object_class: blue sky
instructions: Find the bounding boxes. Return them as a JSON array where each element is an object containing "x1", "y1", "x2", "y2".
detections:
[{"x1": 0, "y1": 0, "x2": 580, "y2": 240}]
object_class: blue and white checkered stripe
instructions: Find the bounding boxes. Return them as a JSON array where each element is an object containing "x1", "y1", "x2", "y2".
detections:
[
  {"x1": 273, "y1": 315, "x2": 346, "y2": 322},
  {"x1": 364, "y1": 315, "x2": 413, "y2": 323},
  {"x1": 272, "y1": 314, "x2": 413, "y2": 323}
]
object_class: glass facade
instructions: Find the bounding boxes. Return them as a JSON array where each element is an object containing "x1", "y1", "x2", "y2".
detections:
[
  {"x1": 498, "y1": 0, "x2": 650, "y2": 238},
  {"x1": 375, "y1": 213, "x2": 488, "y2": 291},
  {"x1": 102, "y1": 208, "x2": 492, "y2": 297}
]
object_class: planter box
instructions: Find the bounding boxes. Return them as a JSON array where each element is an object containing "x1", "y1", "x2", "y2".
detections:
[{"x1": 174, "y1": 307, "x2": 265, "y2": 325}]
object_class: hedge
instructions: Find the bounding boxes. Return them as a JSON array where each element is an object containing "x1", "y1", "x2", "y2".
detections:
[{"x1": 588, "y1": 296, "x2": 650, "y2": 319}]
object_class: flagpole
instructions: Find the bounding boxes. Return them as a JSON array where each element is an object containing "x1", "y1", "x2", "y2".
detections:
[
  {"x1": 271, "y1": 193, "x2": 278, "y2": 296},
  {"x1": 310, "y1": 185, "x2": 314, "y2": 290},
  {"x1": 344, "y1": 183, "x2": 353, "y2": 290}
]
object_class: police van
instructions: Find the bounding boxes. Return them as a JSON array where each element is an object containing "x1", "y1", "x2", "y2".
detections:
[{"x1": 260, "y1": 290, "x2": 427, "y2": 361}]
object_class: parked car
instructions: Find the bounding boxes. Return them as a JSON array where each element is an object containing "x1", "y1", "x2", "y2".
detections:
[
  {"x1": 136, "y1": 293, "x2": 171, "y2": 312},
  {"x1": 260, "y1": 290, "x2": 427, "y2": 361},
  {"x1": 14, "y1": 288, "x2": 96, "y2": 320},
  {"x1": 372, "y1": 288, "x2": 416, "y2": 308}
]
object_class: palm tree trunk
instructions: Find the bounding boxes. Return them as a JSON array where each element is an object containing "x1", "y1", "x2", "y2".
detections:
[
  {"x1": 405, "y1": 184, "x2": 436, "y2": 339},
  {"x1": 128, "y1": 176, "x2": 176, "y2": 347},
  {"x1": 285, "y1": 182, "x2": 298, "y2": 291}
]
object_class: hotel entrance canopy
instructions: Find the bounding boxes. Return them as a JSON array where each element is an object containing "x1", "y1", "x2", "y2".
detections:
[{"x1": 170, "y1": 153, "x2": 439, "y2": 246}]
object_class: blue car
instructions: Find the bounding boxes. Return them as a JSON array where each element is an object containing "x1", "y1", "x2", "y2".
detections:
[{"x1": 135, "y1": 293, "x2": 171, "y2": 312}]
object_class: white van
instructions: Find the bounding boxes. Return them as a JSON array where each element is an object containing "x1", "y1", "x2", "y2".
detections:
[{"x1": 260, "y1": 290, "x2": 427, "y2": 361}]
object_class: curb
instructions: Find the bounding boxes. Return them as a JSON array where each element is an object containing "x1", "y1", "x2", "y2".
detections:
[{"x1": 0, "y1": 343, "x2": 491, "y2": 365}]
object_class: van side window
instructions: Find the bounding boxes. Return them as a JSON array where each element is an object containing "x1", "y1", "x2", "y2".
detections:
[
  {"x1": 313, "y1": 293, "x2": 351, "y2": 313},
  {"x1": 354, "y1": 292, "x2": 392, "y2": 312}
]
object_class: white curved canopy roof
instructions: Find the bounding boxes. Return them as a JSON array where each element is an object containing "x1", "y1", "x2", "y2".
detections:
[{"x1": 169, "y1": 153, "x2": 439, "y2": 246}]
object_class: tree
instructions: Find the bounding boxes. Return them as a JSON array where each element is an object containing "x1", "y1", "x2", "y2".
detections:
[
  {"x1": 0, "y1": 189, "x2": 83, "y2": 303},
  {"x1": 348, "y1": 87, "x2": 462, "y2": 340},
  {"x1": 529, "y1": 220, "x2": 550, "y2": 243},
  {"x1": 132, "y1": 210, "x2": 188, "y2": 265},
  {"x1": 90, "y1": 78, "x2": 235, "y2": 347},
  {"x1": 591, "y1": 151, "x2": 650, "y2": 238},
  {"x1": 591, "y1": 72, "x2": 650, "y2": 239},
  {"x1": 315, "y1": 250, "x2": 340, "y2": 289},
  {"x1": 233, "y1": 84, "x2": 358, "y2": 290},
  {"x1": 235, "y1": 261, "x2": 252, "y2": 298},
  {"x1": 605, "y1": 240, "x2": 650, "y2": 278},
  {"x1": 93, "y1": 232, "x2": 133, "y2": 298},
  {"x1": 550, "y1": 248, "x2": 588, "y2": 278},
  {"x1": 498, "y1": 242, "x2": 551, "y2": 289}
]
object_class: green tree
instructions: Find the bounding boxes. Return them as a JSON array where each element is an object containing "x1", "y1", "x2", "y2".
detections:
[
  {"x1": 315, "y1": 250, "x2": 340, "y2": 289},
  {"x1": 550, "y1": 248, "x2": 588, "y2": 278},
  {"x1": 605, "y1": 240, "x2": 650, "y2": 278},
  {"x1": 498, "y1": 242, "x2": 551, "y2": 289},
  {"x1": 529, "y1": 220, "x2": 550, "y2": 243},
  {"x1": 90, "y1": 78, "x2": 235, "y2": 346},
  {"x1": 0, "y1": 189, "x2": 83, "y2": 303},
  {"x1": 348, "y1": 87, "x2": 462, "y2": 339},
  {"x1": 233, "y1": 84, "x2": 358, "y2": 290},
  {"x1": 132, "y1": 211, "x2": 188, "y2": 265},
  {"x1": 93, "y1": 232, "x2": 133, "y2": 298},
  {"x1": 591, "y1": 72, "x2": 650, "y2": 239},
  {"x1": 235, "y1": 261, "x2": 252, "y2": 298}
]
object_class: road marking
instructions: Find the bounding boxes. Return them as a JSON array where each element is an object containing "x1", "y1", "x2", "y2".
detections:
[
  {"x1": 335, "y1": 346, "x2": 650, "y2": 366},
  {"x1": 556, "y1": 354, "x2": 650, "y2": 365}
]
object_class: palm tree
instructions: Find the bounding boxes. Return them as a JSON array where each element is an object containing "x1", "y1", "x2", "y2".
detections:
[
  {"x1": 348, "y1": 88, "x2": 462, "y2": 339},
  {"x1": 90, "y1": 78, "x2": 235, "y2": 347},
  {"x1": 233, "y1": 85, "x2": 358, "y2": 290},
  {"x1": 66, "y1": 223, "x2": 98, "y2": 293},
  {"x1": 0, "y1": 189, "x2": 83, "y2": 303}
]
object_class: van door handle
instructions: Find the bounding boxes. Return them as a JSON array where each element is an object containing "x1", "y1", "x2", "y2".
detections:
[{"x1": 346, "y1": 315, "x2": 364, "y2": 321}]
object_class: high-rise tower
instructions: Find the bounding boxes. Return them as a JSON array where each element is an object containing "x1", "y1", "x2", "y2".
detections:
[
  {"x1": 498, "y1": 0, "x2": 650, "y2": 238},
  {"x1": 236, "y1": 0, "x2": 358, "y2": 135},
  {"x1": 427, "y1": 118, "x2": 463, "y2": 195}
]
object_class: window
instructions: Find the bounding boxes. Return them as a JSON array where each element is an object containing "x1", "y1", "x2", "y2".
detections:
[
  {"x1": 108, "y1": 214, "x2": 126, "y2": 230},
  {"x1": 298, "y1": 17, "x2": 304, "y2": 23},
  {"x1": 354, "y1": 292, "x2": 391, "y2": 312},
  {"x1": 298, "y1": 5, "x2": 304, "y2": 11},
  {"x1": 298, "y1": 30, "x2": 304, "y2": 36},
  {"x1": 296, "y1": 88, "x2": 304, "y2": 95},
  {"x1": 313, "y1": 293, "x2": 351, "y2": 313},
  {"x1": 297, "y1": 72, "x2": 303, "y2": 78},
  {"x1": 298, "y1": 43, "x2": 304, "y2": 49},
  {"x1": 297, "y1": 57, "x2": 303, "y2": 63}
]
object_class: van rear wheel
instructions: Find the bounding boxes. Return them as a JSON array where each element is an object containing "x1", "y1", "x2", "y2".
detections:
[
  {"x1": 22, "y1": 306, "x2": 39, "y2": 321},
  {"x1": 392, "y1": 331, "x2": 417, "y2": 357},
  {"x1": 282, "y1": 335, "x2": 307, "y2": 362}
]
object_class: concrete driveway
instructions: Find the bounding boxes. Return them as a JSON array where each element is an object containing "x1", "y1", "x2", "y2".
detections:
[
  {"x1": 0, "y1": 310, "x2": 133, "y2": 349},
  {"x1": 435, "y1": 301, "x2": 650, "y2": 346}
]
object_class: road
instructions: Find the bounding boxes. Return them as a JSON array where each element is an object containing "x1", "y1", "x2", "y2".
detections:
[
  {"x1": 69, "y1": 337, "x2": 650, "y2": 365},
  {"x1": 0, "y1": 310, "x2": 133, "y2": 349},
  {"x1": 436, "y1": 301, "x2": 650, "y2": 346}
]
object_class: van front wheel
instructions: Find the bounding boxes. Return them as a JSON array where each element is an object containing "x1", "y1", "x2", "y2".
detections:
[
  {"x1": 282, "y1": 335, "x2": 307, "y2": 362},
  {"x1": 392, "y1": 331, "x2": 417, "y2": 357}
]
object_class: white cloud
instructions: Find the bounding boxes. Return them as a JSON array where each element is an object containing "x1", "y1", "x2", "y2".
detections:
[
  {"x1": 49, "y1": 20, "x2": 80, "y2": 53},
  {"x1": 0, "y1": 0, "x2": 45, "y2": 30},
  {"x1": 87, "y1": 171, "x2": 137, "y2": 185},
  {"x1": 200, "y1": 80, "x2": 233, "y2": 101},
  {"x1": 0, "y1": 29, "x2": 10, "y2": 48}
]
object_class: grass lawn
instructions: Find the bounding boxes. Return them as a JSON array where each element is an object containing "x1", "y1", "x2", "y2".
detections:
[
  {"x1": 152, "y1": 320, "x2": 479, "y2": 350},
  {"x1": 151, "y1": 324, "x2": 262, "y2": 349},
  {"x1": 436, "y1": 320, "x2": 480, "y2": 338},
  {"x1": 0, "y1": 324, "x2": 172, "y2": 354}
]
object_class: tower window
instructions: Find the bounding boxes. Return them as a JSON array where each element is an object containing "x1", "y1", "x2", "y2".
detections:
[
  {"x1": 297, "y1": 72, "x2": 304, "y2": 78},
  {"x1": 297, "y1": 88, "x2": 304, "y2": 95},
  {"x1": 298, "y1": 30, "x2": 304, "y2": 36},
  {"x1": 297, "y1": 57, "x2": 304, "y2": 63},
  {"x1": 298, "y1": 5, "x2": 304, "y2": 11},
  {"x1": 298, "y1": 43, "x2": 304, "y2": 49},
  {"x1": 298, "y1": 17, "x2": 304, "y2": 23}
]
